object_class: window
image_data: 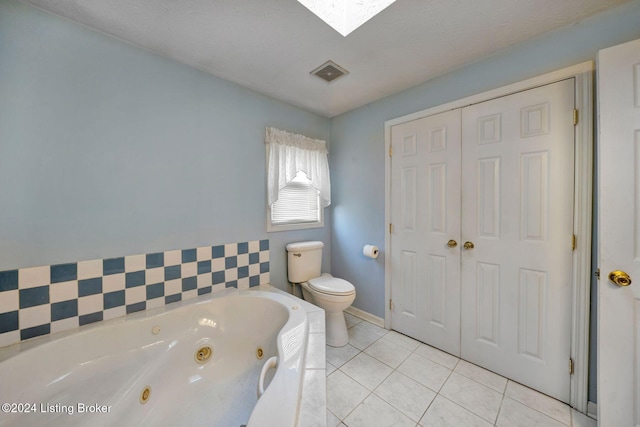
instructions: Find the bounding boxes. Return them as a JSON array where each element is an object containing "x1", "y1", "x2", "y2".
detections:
[{"x1": 265, "y1": 127, "x2": 330, "y2": 232}]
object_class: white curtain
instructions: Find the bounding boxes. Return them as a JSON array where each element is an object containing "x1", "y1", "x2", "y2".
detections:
[{"x1": 265, "y1": 127, "x2": 331, "y2": 207}]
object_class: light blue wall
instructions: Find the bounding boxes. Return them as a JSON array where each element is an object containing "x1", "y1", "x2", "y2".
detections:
[
  {"x1": 0, "y1": 0, "x2": 331, "y2": 289},
  {"x1": 330, "y1": 0, "x2": 640, "y2": 403}
]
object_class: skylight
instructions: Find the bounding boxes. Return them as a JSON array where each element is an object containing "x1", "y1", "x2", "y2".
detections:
[{"x1": 297, "y1": 0, "x2": 397, "y2": 37}]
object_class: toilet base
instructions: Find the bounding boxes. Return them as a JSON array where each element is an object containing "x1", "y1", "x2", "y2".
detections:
[{"x1": 326, "y1": 310, "x2": 349, "y2": 347}]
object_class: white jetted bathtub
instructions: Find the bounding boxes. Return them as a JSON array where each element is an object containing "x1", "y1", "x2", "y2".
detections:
[{"x1": 0, "y1": 289, "x2": 308, "y2": 427}]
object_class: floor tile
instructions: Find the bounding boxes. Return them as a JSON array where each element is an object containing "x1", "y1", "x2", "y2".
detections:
[
  {"x1": 439, "y1": 372, "x2": 503, "y2": 424},
  {"x1": 496, "y1": 397, "x2": 567, "y2": 427},
  {"x1": 340, "y1": 352, "x2": 394, "y2": 390},
  {"x1": 344, "y1": 312, "x2": 363, "y2": 328},
  {"x1": 505, "y1": 381, "x2": 571, "y2": 425},
  {"x1": 327, "y1": 409, "x2": 341, "y2": 427},
  {"x1": 326, "y1": 361, "x2": 337, "y2": 376},
  {"x1": 454, "y1": 359, "x2": 507, "y2": 393},
  {"x1": 571, "y1": 409, "x2": 597, "y2": 427},
  {"x1": 344, "y1": 394, "x2": 416, "y2": 427},
  {"x1": 374, "y1": 371, "x2": 436, "y2": 422},
  {"x1": 325, "y1": 343, "x2": 359, "y2": 368},
  {"x1": 414, "y1": 343, "x2": 460, "y2": 369},
  {"x1": 326, "y1": 370, "x2": 370, "y2": 420},
  {"x1": 364, "y1": 337, "x2": 412, "y2": 368},
  {"x1": 420, "y1": 395, "x2": 493, "y2": 427},
  {"x1": 298, "y1": 369, "x2": 326, "y2": 427},
  {"x1": 397, "y1": 353, "x2": 452, "y2": 392},
  {"x1": 383, "y1": 330, "x2": 421, "y2": 351},
  {"x1": 348, "y1": 324, "x2": 382, "y2": 350},
  {"x1": 351, "y1": 320, "x2": 388, "y2": 338}
]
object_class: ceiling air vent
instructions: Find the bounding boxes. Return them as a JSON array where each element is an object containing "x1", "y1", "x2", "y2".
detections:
[{"x1": 311, "y1": 61, "x2": 349, "y2": 83}]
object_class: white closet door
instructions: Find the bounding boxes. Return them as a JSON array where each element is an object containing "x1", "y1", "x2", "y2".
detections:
[
  {"x1": 597, "y1": 38, "x2": 640, "y2": 427},
  {"x1": 390, "y1": 109, "x2": 462, "y2": 356},
  {"x1": 460, "y1": 79, "x2": 575, "y2": 402}
]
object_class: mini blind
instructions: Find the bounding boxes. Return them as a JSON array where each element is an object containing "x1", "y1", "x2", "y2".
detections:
[{"x1": 271, "y1": 171, "x2": 320, "y2": 225}]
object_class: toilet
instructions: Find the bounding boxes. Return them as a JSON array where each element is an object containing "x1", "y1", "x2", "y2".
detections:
[{"x1": 286, "y1": 241, "x2": 356, "y2": 347}]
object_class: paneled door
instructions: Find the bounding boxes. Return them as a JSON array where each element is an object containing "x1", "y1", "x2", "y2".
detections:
[
  {"x1": 460, "y1": 79, "x2": 575, "y2": 402},
  {"x1": 597, "y1": 38, "x2": 640, "y2": 426},
  {"x1": 390, "y1": 109, "x2": 462, "y2": 356}
]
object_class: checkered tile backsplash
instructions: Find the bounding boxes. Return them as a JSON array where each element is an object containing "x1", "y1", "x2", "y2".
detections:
[{"x1": 0, "y1": 240, "x2": 270, "y2": 348}]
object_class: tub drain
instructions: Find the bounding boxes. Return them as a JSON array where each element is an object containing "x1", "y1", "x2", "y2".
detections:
[
  {"x1": 256, "y1": 347, "x2": 264, "y2": 359},
  {"x1": 195, "y1": 345, "x2": 213, "y2": 364},
  {"x1": 140, "y1": 386, "x2": 151, "y2": 404}
]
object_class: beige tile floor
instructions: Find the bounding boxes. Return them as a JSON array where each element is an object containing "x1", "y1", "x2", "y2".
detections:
[{"x1": 326, "y1": 313, "x2": 597, "y2": 427}]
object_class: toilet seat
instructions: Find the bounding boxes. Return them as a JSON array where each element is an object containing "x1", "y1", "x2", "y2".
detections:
[{"x1": 308, "y1": 276, "x2": 355, "y2": 296}]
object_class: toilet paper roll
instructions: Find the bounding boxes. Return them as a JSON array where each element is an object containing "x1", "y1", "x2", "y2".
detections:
[{"x1": 363, "y1": 245, "x2": 379, "y2": 259}]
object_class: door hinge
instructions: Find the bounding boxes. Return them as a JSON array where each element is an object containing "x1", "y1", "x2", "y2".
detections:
[
  {"x1": 569, "y1": 358, "x2": 574, "y2": 375},
  {"x1": 573, "y1": 109, "x2": 579, "y2": 126},
  {"x1": 389, "y1": 299, "x2": 393, "y2": 311},
  {"x1": 389, "y1": 145, "x2": 393, "y2": 157},
  {"x1": 595, "y1": 268, "x2": 600, "y2": 280},
  {"x1": 571, "y1": 234, "x2": 577, "y2": 251},
  {"x1": 389, "y1": 223, "x2": 393, "y2": 234}
]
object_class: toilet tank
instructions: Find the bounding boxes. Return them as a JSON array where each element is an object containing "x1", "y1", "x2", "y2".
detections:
[{"x1": 286, "y1": 241, "x2": 324, "y2": 283}]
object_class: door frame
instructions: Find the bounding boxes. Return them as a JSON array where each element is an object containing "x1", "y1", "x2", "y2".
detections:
[{"x1": 384, "y1": 61, "x2": 594, "y2": 412}]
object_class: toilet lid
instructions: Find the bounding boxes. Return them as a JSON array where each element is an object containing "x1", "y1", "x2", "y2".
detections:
[{"x1": 308, "y1": 276, "x2": 355, "y2": 296}]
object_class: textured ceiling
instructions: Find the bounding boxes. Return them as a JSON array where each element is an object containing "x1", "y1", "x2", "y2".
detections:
[{"x1": 22, "y1": 0, "x2": 631, "y2": 117}]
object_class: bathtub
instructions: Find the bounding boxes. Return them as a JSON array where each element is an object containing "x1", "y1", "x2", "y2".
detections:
[{"x1": 0, "y1": 289, "x2": 309, "y2": 427}]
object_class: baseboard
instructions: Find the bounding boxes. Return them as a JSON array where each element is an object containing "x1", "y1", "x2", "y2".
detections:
[
  {"x1": 587, "y1": 401, "x2": 597, "y2": 420},
  {"x1": 345, "y1": 306, "x2": 385, "y2": 328}
]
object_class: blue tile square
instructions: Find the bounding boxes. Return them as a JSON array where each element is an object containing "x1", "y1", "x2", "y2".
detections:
[
  {"x1": 0, "y1": 311, "x2": 19, "y2": 333},
  {"x1": 197, "y1": 260, "x2": 211, "y2": 274},
  {"x1": 103, "y1": 290, "x2": 125, "y2": 310},
  {"x1": 125, "y1": 271, "x2": 145, "y2": 288},
  {"x1": 225, "y1": 280, "x2": 237, "y2": 289},
  {"x1": 79, "y1": 312, "x2": 103, "y2": 326},
  {"x1": 212, "y1": 271, "x2": 225, "y2": 285},
  {"x1": 249, "y1": 253, "x2": 259, "y2": 265},
  {"x1": 225, "y1": 256, "x2": 237, "y2": 269},
  {"x1": 19, "y1": 286, "x2": 49, "y2": 309},
  {"x1": 103, "y1": 258, "x2": 125, "y2": 275},
  {"x1": 164, "y1": 265, "x2": 181, "y2": 281},
  {"x1": 249, "y1": 275, "x2": 260, "y2": 287},
  {"x1": 260, "y1": 240, "x2": 269, "y2": 251},
  {"x1": 260, "y1": 262, "x2": 269, "y2": 274},
  {"x1": 165, "y1": 294, "x2": 181, "y2": 305},
  {"x1": 238, "y1": 266, "x2": 249, "y2": 279},
  {"x1": 51, "y1": 300, "x2": 78, "y2": 321},
  {"x1": 78, "y1": 278, "x2": 102, "y2": 297},
  {"x1": 0, "y1": 270, "x2": 18, "y2": 292},
  {"x1": 50, "y1": 263, "x2": 77, "y2": 284},
  {"x1": 212, "y1": 245, "x2": 224, "y2": 259},
  {"x1": 198, "y1": 286, "x2": 212, "y2": 296},
  {"x1": 146, "y1": 253, "x2": 164, "y2": 269},
  {"x1": 182, "y1": 276, "x2": 197, "y2": 292},
  {"x1": 182, "y1": 249, "x2": 197, "y2": 263},
  {"x1": 238, "y1": 242, "x2": 248, "y2": 254},
  {"x1": 126, "y1": 302, "x2": 146, "y2": 314},
  {"x1": 20, "y1": 324, "x2": 50, "y2": 340},
  {"x1": 146, "y1": 283, "x2": 164, "y2": 300}
]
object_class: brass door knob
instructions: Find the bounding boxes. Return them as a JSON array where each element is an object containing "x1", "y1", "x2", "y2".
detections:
[
  {"x1": 609, "y1": 270, "x2": 632, "y2": 287},
  {"x1": 463, "y1": 241, "x2": 475, "y2": 250},
  {"x1": 447, "y1": 240, "x2": 458, "y2": 248}
]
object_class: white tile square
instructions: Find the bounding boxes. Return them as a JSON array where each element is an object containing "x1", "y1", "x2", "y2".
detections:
[
  {"x1": 197, "y1": 274, "x2": 211, "y2": 288},
  {"x1": 351, "y1": 321, "x2": 387, "y2": 338},
  {"x1": 165, "y1": 279, "x2": 181, "y2": 296},
  {"x1": 364, "y1": 338, "x2": 411, "y2": 369},
  {"x1": 237, "y1": 253, "x2": 249, "y2": 266},
  {"x1": 397, "y1": 353, "x2": 451, "y2": 392},
  {"x1": 505, "y1": 381, "x2": 571, "y2": 425},
  {"x1": 182, "y1": 289, "x2": 198, "y2": 301},
  {"x1": 145, "y1": 267, "x2": 164, "y2": 285},
  {"x1": 259, "y1": 251, "x2": 269, "y2": 262},
  {"x1": 50, "y1": 317, "x2": 79, "y2": 334},
  {"x1": 382, "y1": 330, "x2": 421, "y2": 351},
  {"x1": 259, "y1": 272, "x2": 270, "y2": 285},
  {"x1": 196, "y1": 246, "x2": 211, "y2": 261},
  {"x1": 212, "y1": 283, "x2": 226, "y2": 294},
  {"x1": 103, "y1": 306, "x2": 127, "y2": 321},
  {"x1": 49, "y1": 281, "x2": 78, "y2": 304},
  {"x1": 0, "y1": 290, "x2": 19, "y2": 313},
  {"x1": 326, "y1": 370, "x2": 369, "y2": 420},
  {"x1": 326, "y1": 343, "x2": 360, "y2": 368},
  {"x1": 124, "y1": 254, "x2": 145, "y2": 272},
  {"x1": 249, "y1": 263, "x2": 260, "y2": 276},
  {"x1": 348, "y1": 323, "x2": 381, "y2": 350},
  {"x1": 497, "y1": 397, "x2": 566, "y2": 427},
  {"x1": 103, "y1": 273, "x2": 125, "y2": 293},
  {"x1": 78, "y1": 294, "x2": 102, "y2": 315},
  {"x1": 125, "y1": 286, "x2": 145, "y2": 304},
  {"x1": 340, "y1": 352, "x2": 393, "y2": 390},
  {"x1": 248, "y1": 240, "x2": 259, "y2": 252},
  {"x1": 414, "y1": 343, "x2": 460, "y2": 369},
  {"x1": 224, "y1": 243, "x2": 238, "y2": 257},
  {"x1": 440, "y1": 372, "x2": 503, "y2": 423},
  {"x1": 306, "y1": 333, "x2": 326, "y2": 369},
  {"x1": 0, "y1": 331, "x2": 20, "y2": 348},
  {"x1": 19, "y1": 304, "x2": 51, "y2": 329},
  {"x1": 454, "y1": 359, "x2": 507, "y2": 393},
  {"x1": 164, "y1": 250, "x2": 181, "y2": 266},
  {"x1": 182, "y1": 262, "x2": 197, "y2": 278},
  {"x1": 374, "y1": 371, "x2": 436, "y2": 422},
  {"x1": 298, "y1": 369, "x2": 327, "y2": 427},
  {"x1": 225, "y1": 268, "x2": 238, "y2": 281},
  {"x1": 77, "y1": 259, "x2": 103, "y2": 280},
  {"x1": 145, "y1": 297, "x2": 165, "y2": 310},
  {"x1": 19, "y1": 266, "x2": 50, "y2": 289},
  {"x1": 237, "y1": 277, "x2": 250, "y2": 289},
  {"x1": 344, "y1": 393, "x2": 415, "y2": 427},
  {"x1": 420, "y1": 395, "x2": 493, "y2": 427},
  {"x1": 212, "y1": 258, "x2": 225, "y2": 272}
]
